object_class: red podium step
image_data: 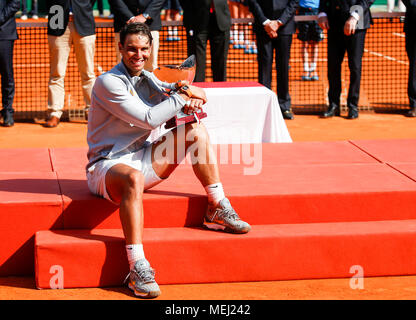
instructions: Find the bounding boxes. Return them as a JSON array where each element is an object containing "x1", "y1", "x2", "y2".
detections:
[
  {"x1": 57, "y1": 162, "x2": 416, "y2": 229},
  {"x1": 350, "y1": 139, "x2": 416, "y2": 163},
  {"x1": 1, "y1": 139, "x2": 416, "y2": 280},
  {"x1": 35, "y1": 220, "x2": 416, "y2": 288},
  {"x1": 0, "y1": 172, "x2": 63, "y2": 276},
  {"x1": 0, "y1": 148, "x2": 52, "y2": 172}
]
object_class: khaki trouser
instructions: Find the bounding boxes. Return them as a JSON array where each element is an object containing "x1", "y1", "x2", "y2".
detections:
[
  {"x1": 114, "y1": 30, "x2": 159, "y2": 72},
  {"x1": 47, "y1": 22, "x2": 96, "y2": 119}
]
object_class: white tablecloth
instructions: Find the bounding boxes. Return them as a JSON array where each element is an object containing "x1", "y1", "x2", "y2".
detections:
[
  {"x1": 201, "y1": 86, "x2": 292, "y2": 144},
  {"x1": 150, "y1": 84, "x2": 292, "y2": 144}
]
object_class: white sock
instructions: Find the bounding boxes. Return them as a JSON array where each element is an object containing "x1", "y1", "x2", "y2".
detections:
[
  {"x1": 205, "y1": 183, "x2": 225, "y2": 205},
  {"x1": 303, "y1": 62, "x2": 309, "y2": 72},
  {"x1": 126, "y1": 244, "x2": 145, "y2": 270},
  {"x1": 310, "y1": 63, "x2": 316, "y2": 72}
]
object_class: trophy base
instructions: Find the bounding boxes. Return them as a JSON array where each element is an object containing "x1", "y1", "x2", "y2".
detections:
[{"x1": 165, "y1": 110, "x2": 207, "y2": 129}]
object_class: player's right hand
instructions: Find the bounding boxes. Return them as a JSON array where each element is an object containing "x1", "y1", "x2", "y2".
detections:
[{"x1": 183, "y1": 98, "x2": 204, "y2": 115}]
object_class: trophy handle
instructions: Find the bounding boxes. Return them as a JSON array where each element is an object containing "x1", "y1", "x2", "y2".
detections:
[{"x1": 153, "y1": 55, "x2": 196, "y2": 84}]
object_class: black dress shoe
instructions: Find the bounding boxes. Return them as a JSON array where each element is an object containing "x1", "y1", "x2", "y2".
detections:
[
  {"x1": 347, "y1": 107, "x2": 359, "y2": 119},
  {"x1": 2, "y1": 113, "x2": 14, "y2": 127},
  {"x1": 282, "y1": 110, "x2": 294, "y2": 120},
  {"x1": 406, "y1": 107, "x2": 416, "y2": 117},
  {"x1": 43, "y1": 116, "x2": 60, "y2": 128},
  {"x1": 321, "y1": 105, "x2": 340, "y2": 118}
]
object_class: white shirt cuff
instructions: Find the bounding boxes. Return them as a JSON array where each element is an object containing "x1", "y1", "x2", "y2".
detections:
[
  {"x1": 263, "y1": 19, "x2": 271, "y2": 26},
  {"x1": 350, "y1": 12, "x2": 360, "y2": 21},
  {"x1": 317, "y1": 12, "x2": 327, "y2": 19}
]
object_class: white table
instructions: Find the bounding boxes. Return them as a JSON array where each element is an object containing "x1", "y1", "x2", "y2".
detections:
[
  {"x1": 150, "y1": 83, "x2": 292, "y2": 144},
  {"x1": 200, "y1": 84, "x2": 292, "y2": 144}
]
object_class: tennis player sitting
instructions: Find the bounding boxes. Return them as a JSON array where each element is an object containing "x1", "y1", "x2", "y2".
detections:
[{"x1": 86, "y1": 22, "x2": 251, "y2": 299}]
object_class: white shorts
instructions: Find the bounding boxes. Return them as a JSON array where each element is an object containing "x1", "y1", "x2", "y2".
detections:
[{"x1": 86, "y1": 144, "x2": 163, "y2": 204}]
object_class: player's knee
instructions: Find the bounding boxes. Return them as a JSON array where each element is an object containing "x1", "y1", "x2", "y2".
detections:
[
  {"x1": 124, "y1": 170, "x2": 145, "y2": 197},
  {"x1": 186, "y1": 122, "x2": 209, "y2": 144}
]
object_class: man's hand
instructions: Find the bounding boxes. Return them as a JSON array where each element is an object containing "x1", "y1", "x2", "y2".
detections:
[
  {"x1": 128, "y1": 14, "x2": 147, "y2": 24},
  {"x1": 264, "y1": 20, "x2": 279, "y2": 38},
  {"x1": 318, "y1": 15, "x2": 330, "y2": 30},
  {"x1": 183, "y1": 98, "x2": 204, "y2": 115},
  {"x1": 344, "y1": 16, "x2": 358, "y2": 36}
]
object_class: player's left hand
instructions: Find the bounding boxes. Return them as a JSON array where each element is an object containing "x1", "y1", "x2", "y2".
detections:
[{"x1": 183, "y1": 98, "x2": 204, "y2": 115}]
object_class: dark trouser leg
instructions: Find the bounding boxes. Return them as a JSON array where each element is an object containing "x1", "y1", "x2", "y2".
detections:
[
  {"x1": 194, "y1": 29, "x2": 209, "y2": 82},
  {"x1": 22, "y1": 0, "x2": 27, "y2": 15},
  {"x1": 346, "y1": 29, "x2": 366, "y2": 111},
  {"x1": 185, "y1": 28, "x2": 196, "y2": 58},
  {"x1": 275, "y1": 34, "x2": 292, "y2": 111},
  {"x1": 255, "y1": 30, "x2": 273, "y2": 89},
  {"x1": 406, "y1": 32, "x2": 416, "y2": 109},
  {"x1": 208, "y1": 16, "x2": 229, "y2": 82},
  {"x1": 30, "y1": 0, "x2": 38, "y2": 15},
  {"x1": 327, "y1": 30, "x2": 347, "y2": 109},
  {"x1": 97, "y1": 0, "x2": 104, "y2": 15},
  {"x1": 0, "y1": 40, "x2": 15, "y2": 118}
]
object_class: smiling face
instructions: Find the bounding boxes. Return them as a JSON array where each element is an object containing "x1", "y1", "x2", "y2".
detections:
[{"x1": 118, "y1": 33, "x2": 151, "y2": 77}]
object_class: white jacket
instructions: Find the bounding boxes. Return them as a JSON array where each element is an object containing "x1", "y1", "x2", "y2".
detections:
[{"x1": 86, "y1": 62, "x2": 186, "y2": 170}]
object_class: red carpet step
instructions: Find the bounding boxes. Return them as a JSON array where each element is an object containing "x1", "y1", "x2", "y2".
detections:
[
  {"x1": 0, "y1": 172, "x2": 63, "y2": 275},
  {"x1": 350, "y1": 139, "x2": 416, "y2": 163},
  {"x1": 58, "y1": 162, "x2": 416, "y2": 230},
  {"x1": 35, "y1": 220, "x2": 416, "y2": 288},
  {"x1": 2, "y1": 140, "x2": 416, "y2": 277}
]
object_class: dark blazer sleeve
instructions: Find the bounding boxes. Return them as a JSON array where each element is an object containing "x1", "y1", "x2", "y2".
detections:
[
  {"x1": 0, "y1": 0, "x2": 20, "y2": 26},
  {"x1": 143, "y1": 0, "x2": 165, "y2": 21},
  {"x1": 109, "y1": 0, "x2": 135, "y2": 22},
  {"x1": 403, "y1": 0, "x2": 416, "y2": 33},
  {"x1": 354, "y1": 0, "x2": 375, "y2": 12},
  {"x1": 318, "y1": 0, "x2": 330, "y2": 15},
  {"x1": 178, "y1": 0, "x2": 192, "y2": 29},
  {"x1": 213, "y1": 0, "x2": 231, "y2": 31},
  {"x1": 246, "y1": 0, "x2": 268, "y2": 25},
  {"x1": 278, "y1": 0, "x2": 299, "y2": 25},
  {"x1": 73, "y1": 0, "x2": 96, "y2": 37}
]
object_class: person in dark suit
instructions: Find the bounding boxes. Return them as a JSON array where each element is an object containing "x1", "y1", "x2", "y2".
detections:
[
  {"x1": 246, "y1": 0, "x2": 299, "y2": 120},
  {"x1": 0, "y1": 0, "x2": 20, "y2": 127},
  {"x1": 179, "y1": 0, "x2": 231, "y2": 82},
  {"x1": 178, "y1": 0, "x2": 194, "y2": 58},
  {"x1": 44, "y1": 0, "x2": 97, "y2": 128},
  {"x1": 109, "y1": 0, "x2": 165, "y2": 71},
  {"x1": 403, "y1": 0, "x2": 416, "y2": 117},
  {"x1": 318, "y1": 0, "x2": 374, "y2": 119}
]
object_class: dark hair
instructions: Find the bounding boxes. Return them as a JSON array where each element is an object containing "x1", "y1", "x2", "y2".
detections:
[{"x1": 119, "y1": 22, "x2": 153, "y2": 46}]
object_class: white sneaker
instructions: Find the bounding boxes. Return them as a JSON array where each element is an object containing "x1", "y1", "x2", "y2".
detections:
[
  {"x1": 32, "y1": 15, "x2": 39, "y2": 19},
  {"x1": 204, "y1": 198, "x2": 251, "y2": 234},
  {"x1": 124, "y1": 259, "x2": 161, "y2": 299},
  {"x1": 21, "y1": 15, "x2": 28, "y2": 20}
]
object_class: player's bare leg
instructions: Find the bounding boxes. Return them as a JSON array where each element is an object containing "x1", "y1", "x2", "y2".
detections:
[
  {"x1": 105, "y1": 164, "x2": 160, "y2": 298},
  {"x1": 151, "y1": 121, "x2": 220, "y2": 189},
  {"x1": 152, "y1": 121, "x2": 251, "y2": 233}
]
